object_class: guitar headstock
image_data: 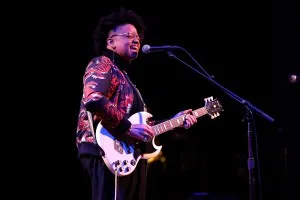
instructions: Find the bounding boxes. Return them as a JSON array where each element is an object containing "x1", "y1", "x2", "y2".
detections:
[{"x1": 204, "y1": 96, "x2": 223, "y2": 119}]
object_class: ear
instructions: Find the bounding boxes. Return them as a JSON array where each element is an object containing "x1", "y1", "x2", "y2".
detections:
[{"x1": 107, "y1": 38, "x2": 115, "y2": 47}]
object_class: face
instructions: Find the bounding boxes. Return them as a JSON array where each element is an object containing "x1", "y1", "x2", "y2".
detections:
[{"x1": 107, "y1": 24, "x2": 143, "y2": 61}]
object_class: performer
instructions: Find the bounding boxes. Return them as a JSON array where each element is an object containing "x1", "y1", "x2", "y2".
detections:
[{"x1": 75, "y1": 8, "x2": 197, "y2": 200}]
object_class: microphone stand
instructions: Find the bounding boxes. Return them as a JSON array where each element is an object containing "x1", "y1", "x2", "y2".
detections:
[{"x1": 166, "y1": 49, "x2": 274, "y2": 200}]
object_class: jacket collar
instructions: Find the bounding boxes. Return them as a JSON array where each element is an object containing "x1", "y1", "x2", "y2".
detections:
[{"x1": 103, "y1": 49, "x2": 131, "y2": 71}]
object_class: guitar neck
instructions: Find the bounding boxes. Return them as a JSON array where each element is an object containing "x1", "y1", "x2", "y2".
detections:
[{"x1": 152, "y1": 107, "x2": 207, "y2": 136}]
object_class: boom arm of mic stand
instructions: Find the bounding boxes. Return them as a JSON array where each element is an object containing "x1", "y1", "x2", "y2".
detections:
[{"x1": 166, "y1": 51, "x2": 274, "y2": 123}]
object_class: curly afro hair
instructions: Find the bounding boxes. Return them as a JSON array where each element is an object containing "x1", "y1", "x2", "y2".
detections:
[{"x1": 92, "y1": 7, "x2": 146, "y2": 55}]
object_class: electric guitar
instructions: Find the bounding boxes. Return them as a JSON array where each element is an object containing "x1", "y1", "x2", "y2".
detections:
[{"x1": 95, "y1": 96, "x2": 223, "y2": 176}]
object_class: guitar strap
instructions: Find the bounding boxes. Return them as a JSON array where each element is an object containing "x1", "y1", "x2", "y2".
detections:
[
  {"x1": 86, "y1": 110, "x2": 97, "y2": 145},
  {"x1": 123, "y1": 71, "x2": 147, "y2": 113}
]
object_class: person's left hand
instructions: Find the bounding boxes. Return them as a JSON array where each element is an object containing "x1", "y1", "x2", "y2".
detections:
[{"x1": 173, "y1": 109, "x2": 197, "y2": 129}]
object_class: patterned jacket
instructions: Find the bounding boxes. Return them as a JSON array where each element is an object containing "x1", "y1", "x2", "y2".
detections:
[{"x1": 76, "y1": 50, "x2": 155, "y2": 156}]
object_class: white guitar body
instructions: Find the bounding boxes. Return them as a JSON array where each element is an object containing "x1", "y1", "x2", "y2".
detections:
[{"x1": 95, "y1": 111, "x2": 162, "y2": 176}]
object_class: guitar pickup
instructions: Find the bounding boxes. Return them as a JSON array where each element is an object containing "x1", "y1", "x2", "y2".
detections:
[{"x1": 114, "y1": 140, "x2": 124, "y2": 154}]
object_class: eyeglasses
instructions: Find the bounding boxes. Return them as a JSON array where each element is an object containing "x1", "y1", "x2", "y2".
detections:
[{"x1": 110, "y1": 32, "x2": 144, "y2": 43}]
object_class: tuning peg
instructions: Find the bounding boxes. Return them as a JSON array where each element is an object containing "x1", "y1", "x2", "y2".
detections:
[
  {"x1": 211, "y1": 115, "x2": 214, "y2": 119},
  {"x1": 209, "y1": 96, "x2": 213, "y2": 101}
]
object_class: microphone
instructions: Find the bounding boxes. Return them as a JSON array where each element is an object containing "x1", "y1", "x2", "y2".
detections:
[
  {"x1": 288, "y1": 74, "x2": 299, "y2": 83},
  {"x1": 141, "y1": 44, "x2": 180, "y2": 54}
]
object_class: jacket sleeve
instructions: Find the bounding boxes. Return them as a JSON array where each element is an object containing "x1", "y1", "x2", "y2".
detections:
[{"x1": 82, "y1": 58, "x2": 131, "y2": 134}]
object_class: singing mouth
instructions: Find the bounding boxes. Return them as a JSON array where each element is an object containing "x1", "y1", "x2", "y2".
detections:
[{"x1": 130, "y1": 46, "x2": 139, "y2": 51}]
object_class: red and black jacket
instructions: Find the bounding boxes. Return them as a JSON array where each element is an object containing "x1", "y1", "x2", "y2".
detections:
[{"x1": 76, "y1": 50, "x2": 158, "y2": 157}]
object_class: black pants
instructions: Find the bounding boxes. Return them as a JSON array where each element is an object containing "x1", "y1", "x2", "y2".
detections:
[{"x1": 80, "y1": 155, "x2": 147, "y2": 200}]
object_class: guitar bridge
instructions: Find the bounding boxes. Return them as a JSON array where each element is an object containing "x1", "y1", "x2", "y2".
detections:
[{"x1": 114, "y1": 140, "x2": 124, "y2": 154}]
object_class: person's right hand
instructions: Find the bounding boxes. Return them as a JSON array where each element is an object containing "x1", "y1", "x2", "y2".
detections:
[{"x1": 127, "y1": 124, "x2": 155, "y2": 142}]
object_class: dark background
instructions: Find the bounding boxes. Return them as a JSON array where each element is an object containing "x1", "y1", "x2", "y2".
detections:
[{"x1": 20, "y1": 1, "x2": 299, "y2": 199}]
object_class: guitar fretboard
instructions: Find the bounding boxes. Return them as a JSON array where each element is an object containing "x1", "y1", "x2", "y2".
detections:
[{"x1": 152, "y1": 107, "x2": 207, "y2": 136}]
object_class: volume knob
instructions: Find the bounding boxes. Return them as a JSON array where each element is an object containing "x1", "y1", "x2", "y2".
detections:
[
  {"x1": 130, "y1": 159, "x2": 136, "y2": 166},
  {"x1": 126, "y1": 167, "x2": 131, "y2": 172}
]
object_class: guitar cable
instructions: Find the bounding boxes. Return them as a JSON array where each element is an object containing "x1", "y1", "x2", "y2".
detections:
[
  {"x1": 114, "y1": 170, "x2": 118, "y2": 200},
  {"x1": 87, "y1": 111, "x2": 120, "y2": 200}
]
